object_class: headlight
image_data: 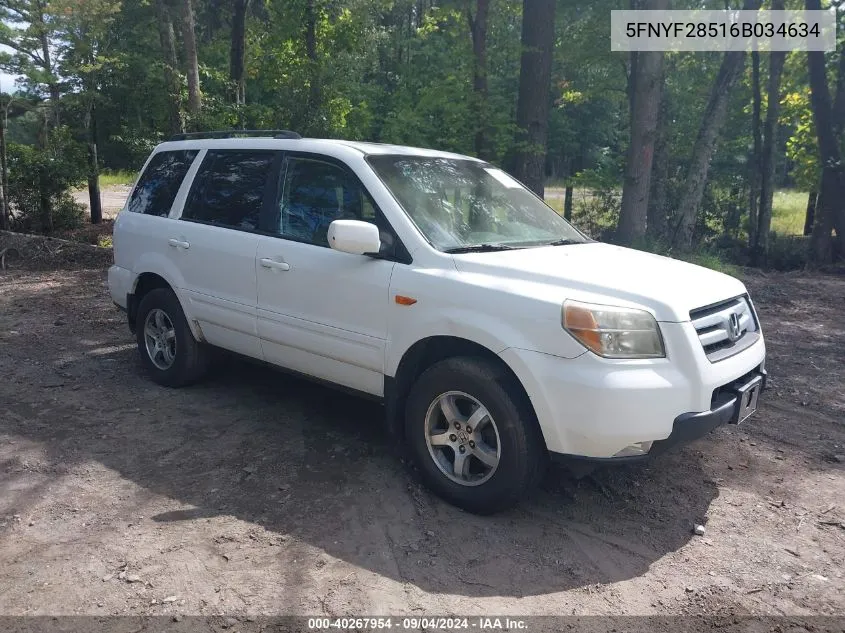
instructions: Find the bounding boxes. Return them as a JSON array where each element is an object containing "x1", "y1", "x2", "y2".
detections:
[{"x1": 562, "y1": 300, "x2": 665, "y2": 359}]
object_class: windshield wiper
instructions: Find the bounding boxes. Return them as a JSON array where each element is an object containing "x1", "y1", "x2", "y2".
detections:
[
  {"x1": 545, "y1": 238, "x2": 585, "y2": 246},
  {"x1": 444, "y1": 243, "x2": 519, "y2": 254}
]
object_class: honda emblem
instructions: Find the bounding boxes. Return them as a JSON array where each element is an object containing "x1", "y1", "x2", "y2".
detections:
[{"x1": 728, "y1": 312, "x2": 742, "y2": 342}]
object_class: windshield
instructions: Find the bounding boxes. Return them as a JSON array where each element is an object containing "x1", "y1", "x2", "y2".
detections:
[{"x1": 366, "y1": 155, "x2": 587, "y2": 252}]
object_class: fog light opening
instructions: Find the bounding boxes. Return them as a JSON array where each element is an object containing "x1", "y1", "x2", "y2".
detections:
[{"x1": 613, "y1": 441, "x2": 654, "y2": 458}]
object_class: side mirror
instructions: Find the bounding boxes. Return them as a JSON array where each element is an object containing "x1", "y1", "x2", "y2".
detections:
[{"x1": 327, "y1": 219, "x2": 381, "y2": 256}]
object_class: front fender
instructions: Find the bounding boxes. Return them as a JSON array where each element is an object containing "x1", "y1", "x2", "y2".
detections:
[{"x1": 385, "y1": 265, "x2": 586, "y2": 377}]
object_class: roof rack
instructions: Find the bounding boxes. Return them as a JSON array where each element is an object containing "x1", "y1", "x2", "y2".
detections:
[{"x1": 169, "y1": 129, "x2": 302, "y2": 141}]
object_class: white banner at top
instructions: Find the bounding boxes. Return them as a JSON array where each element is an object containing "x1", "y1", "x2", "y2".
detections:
[{"x1": 610, "y1": 10, "x2": 836, "y2": 52}]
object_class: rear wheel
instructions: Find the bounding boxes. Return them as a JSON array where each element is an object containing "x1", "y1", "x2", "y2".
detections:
[
  {"x1": 135, "y1": 288, "x2": 210, "y2": 387},
  {"x1": 405, "y1": 357, "x2": 546, "y2": 514}
]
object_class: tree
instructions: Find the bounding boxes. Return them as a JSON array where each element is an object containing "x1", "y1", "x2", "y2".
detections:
[
  {"x1": 304, "y1": 0, "x2": 321, "y2": 132},
  {"x1": 671, "y1": 0, "x2": 762, "y2": 248},
  {"x1": 673, "y1": 6, "x2": 760, "y2": 248},
  {"x1": 512, "y1": 0, "x2": 555, "y2": 196},
  {"x1": 804, "y1": 191, "x2": 817, "y2": 236},
  {"x1": 0, "y1": 95, "x2": 8, "y2": 230},
  {"x1": 0, "y1": 0, "x2": 61, "y2": 127},
  {"x1": 806, "y1": 32, "x2": 845, "y2": 264},
  {"x1": 747, "y1": 51, "x2": 762, "y2": 250},
  {"x1": 617, "y1": 0, "x2": 667, "y2": 245},
  {"x1": 781, "y1": 52, "x2": 823, "y2": 238},
  {"x1": 154, "y1": 0, "x2": 183, "y2": 135},
  {"x1": 467, "y1": 0, "x2": 490, "y2": 159},
  {"x1": 646, "y1": 83, "x2": 669, "y2": 241},
  {"x1": 51, "y1": 0, "x2": 121, "y2": 225},
  {"x1": 754, "y1": 13, "x2": 786, "y2": 266},
  {"x1": 230, "y1": 0, "x2": 250, "y2": 106},
  {"x1": 181, "y1": 0, "x2": 202, "y2": 119}
]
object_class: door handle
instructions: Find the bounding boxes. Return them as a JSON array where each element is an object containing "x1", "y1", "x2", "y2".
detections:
[
  {"x1": 168, "y1": 238, "x2": 190, "y2": 249},
  {"x1": 260, "y1": 258, "x2": 290, "y2": 271}
]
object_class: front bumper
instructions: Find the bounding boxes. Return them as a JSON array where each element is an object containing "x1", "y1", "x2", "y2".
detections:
[
  {"x1": 550, "y1": 368, "x2": 767, "y2": 465},
  {"x1": 500, "y1": 320, "x2": 767, "y2": 458}
]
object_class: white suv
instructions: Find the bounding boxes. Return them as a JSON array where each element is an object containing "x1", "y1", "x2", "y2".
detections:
[{"x1": 108, "y1": 130, "x2": 766, "y2": 513}]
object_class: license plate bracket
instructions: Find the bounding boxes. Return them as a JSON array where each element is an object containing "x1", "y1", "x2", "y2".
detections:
[{"x1": 731, "y1": 375, "x2": 763, "y2": 425}]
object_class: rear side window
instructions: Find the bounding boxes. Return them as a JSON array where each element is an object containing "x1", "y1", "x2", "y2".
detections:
[
  {"x1": 127, "y1": 150, "x2": 198, "y2": 217},
  {"x1": 182, "y1": 150, "x2": 275, "y2": 231}
]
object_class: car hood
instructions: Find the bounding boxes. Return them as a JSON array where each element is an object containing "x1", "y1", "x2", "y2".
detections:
[{"x1": 450, "y1": 242, "x2": 747, "y2": 322}]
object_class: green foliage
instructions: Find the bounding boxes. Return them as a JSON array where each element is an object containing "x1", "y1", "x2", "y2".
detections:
[
  {"x1": 636, "y1": 236, "x2": 742, "y2": 277},
  {"x1": 0, "y1": 0, "x2": 60, "y2": 94},
  {"x1": 700, "y1": 182, "x2": 746, "y2": 242},
  {"x1": 781, "y1": 89, "x2": 818, "y2": 191},
  {"x1": 0, "y1": 0, "x2": 831, "y2": 262},
  {"x1": 765, "y1": 233, "x2": 810, "y2": 271},
  {"x1": 548, "y1": 0, "x2": 625, "y2": 179},
  {"x1": 7, "y1": 128, "x2": 88, "y2": 233},
  {"x1": 677, "y1": 250, "x2": 742, "y2": 277}
]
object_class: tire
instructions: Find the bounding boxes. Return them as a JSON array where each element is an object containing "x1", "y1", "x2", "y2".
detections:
[
  {"x1": 135, "y1": 287, "x2": 210, "y2": 387},
  {"x1": 404, "y1": 356, "x2": 546, "y2": 514}
]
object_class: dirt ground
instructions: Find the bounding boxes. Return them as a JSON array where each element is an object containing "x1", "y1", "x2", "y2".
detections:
[
  {"x1": 72, "y1": 186, "x2": 132, "y2": 221},
  {"x1": 0, "y1": 256, "x2": 843, "y2": 622}
]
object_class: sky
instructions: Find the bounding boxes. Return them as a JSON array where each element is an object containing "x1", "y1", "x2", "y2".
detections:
[
  {"x1": 0, "y1": 73, "x2": 20, "y2": 92},
  {"x1": 0, "y1": 37, "x2": 23, "y2": 93}
]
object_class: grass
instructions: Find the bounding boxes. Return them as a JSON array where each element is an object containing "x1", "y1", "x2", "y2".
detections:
[
  {"x1": 771, "y1": 190, "x2": 808, "y2": 237},
  {"x1": 673, "y1": 251, "x2": 741, "y2": 277},
  {"x1": 545, "y1": 186, "x2": 809, "y2": 237},
  {"x1": 542, "y1": 184, "x2": 811, "y2": 273},
  {"x1": 98, "y1": 170, "x2": 136, "y2": 187}
]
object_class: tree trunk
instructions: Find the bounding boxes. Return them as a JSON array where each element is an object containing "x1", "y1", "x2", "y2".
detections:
[
  {"x1": 154, "y1": 0, "x2": 183, "y2": 136},
  {"x1": 827, "y1": 39, "x2": 845, "y2": 244},
  {"x1": 512, "y1": 0, "x2": 556, "y2": 197},
  {"x1": 181, "y1": 0, "x2": 202, "y2": 119},
  {"x1": 468, "y1": 0, "x2": 490, "y2": 160},
  {"x1": 803, "y1": 189, "x2": 817, "y2": 236},
  {"x1": 748, "y1": 50, "x2": 762, "y2": 251},
  {"x1": 39, "y1": 177, "x2": 52, "y2": 233},
  {"x1": 673, "y1": 0, "x2": 761, "y2": 249},
  {"x1": 627, "y1": 52, "x2": 638, "y2": 116},
  {"x1": 618, "y1": 0, "x2": 667, "y2": 246},
  {"x1": 563, "y1": 186, "x2": 573, "y2": 221},
  {"x1": 0, "y1": 131, "x2": 7, "y2": 230},
  {"x1": 564, "y1": 157, "x2": 574, "y2": 221},
  {"x1": 86, "y1": 101, "x2": 102, "y2": 225},
  {"x1": 806, "y1": 1, "x2": 845, "y2": 264},
  {"x1": 35, "y1": 5, "x2": 60, "y2": 128},
  {"x1": 754, "y1": 18, "x2": 786, "y2": 267},
  {"x1": 812, "y1": 169, "x2": 839, "y2": 262},
  {"x1": 230, "y1": 0, "x2": 250, "y2": 105},
  {"x1": 646, "y1": 86, "x2": 669, "y2": 241},
  {"x1": 832, "y1": 42, "x2": 845, "y2": 141},
  {"x1": 0, "y1": 105, "x2": 9, "y2": 231}
]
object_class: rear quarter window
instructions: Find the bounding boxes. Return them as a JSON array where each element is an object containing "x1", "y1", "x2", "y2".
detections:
[{"x1": 127, "y1": 150, "x2": 198, "y2": 217}]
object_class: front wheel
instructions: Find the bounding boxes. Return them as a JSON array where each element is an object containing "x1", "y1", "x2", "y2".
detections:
[{"x1": 404, "y1": 357, "x2": 546, "y2": 514}]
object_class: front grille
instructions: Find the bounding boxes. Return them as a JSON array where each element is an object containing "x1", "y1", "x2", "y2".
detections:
[
  {"x1": 710, "y1": 366, "x2": 763, "y2": 407},
  {"x1": 690, "y1": 295, "x2": 759, "y2": 362}
]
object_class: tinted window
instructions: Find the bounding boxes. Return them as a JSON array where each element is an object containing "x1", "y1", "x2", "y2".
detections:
[
  {"x1": 127, "y1": 150, "x2": 198, "y2": 217},
  {"x1": 278, "y1": 158, "x2": 379, "y2": 247},
  {"x1": 182, "y1": 151, "x2": 275, "y2": 231}
]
